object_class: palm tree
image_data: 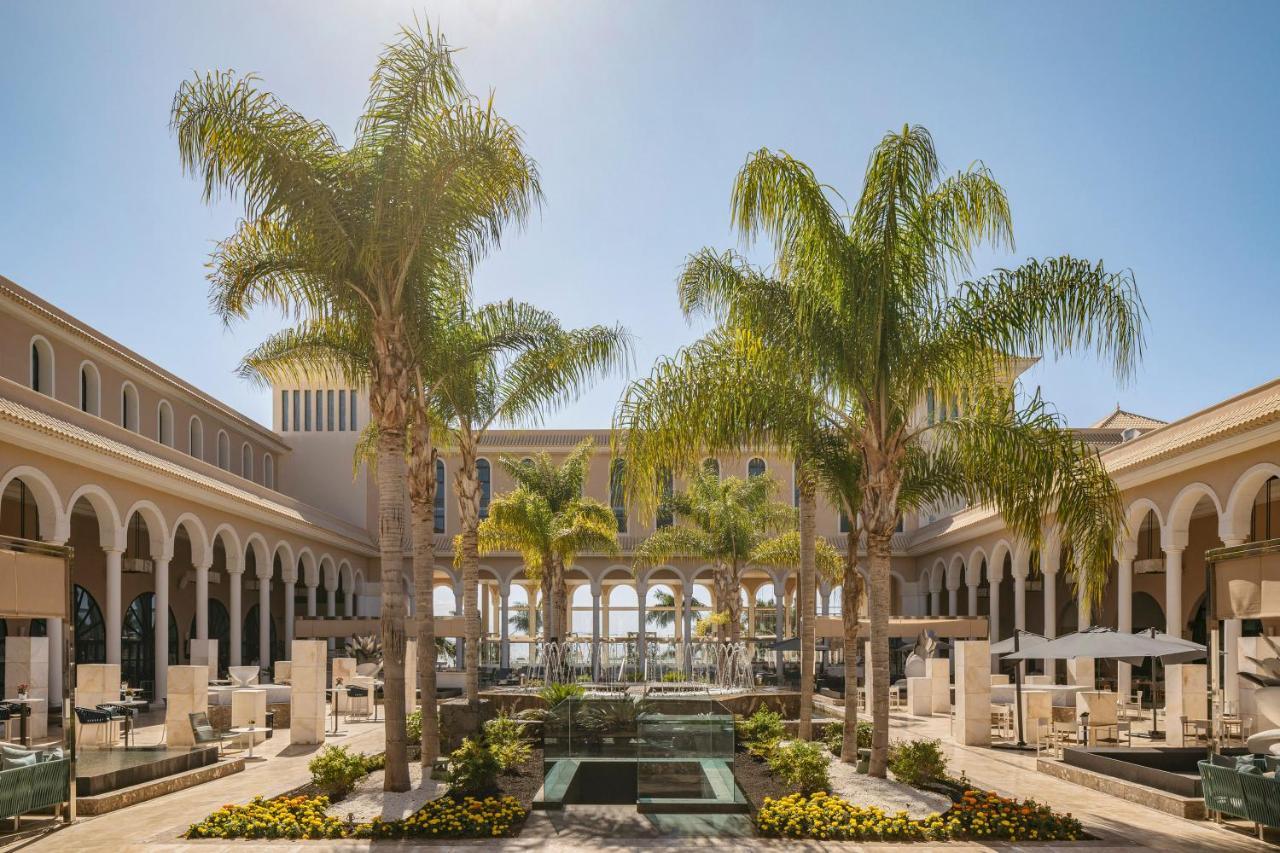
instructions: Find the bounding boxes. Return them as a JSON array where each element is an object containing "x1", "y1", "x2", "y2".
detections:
[
  {"x1": 677, "y1": 126, "x2": 1143, "y2": 776},
  {"x1": 631, "y1": 465, "x2": 800, "y2": 648},
  {"x1": 432, "y1": 313, "x2": 630, "y2": 702},
  {"x1": 645, "y1": 590, "x2": 703, "y2": 630},
  {"x1": 173, "y1": 22, "x2": 540, "y2": 790},
  {"x1": 478, "y1": 440, "x2": 621, "y2": 647}
]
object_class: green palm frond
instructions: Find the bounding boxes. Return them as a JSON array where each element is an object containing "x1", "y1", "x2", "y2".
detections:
[{"x1": 749, "y1": 531, "x2": 843, "y2": 584}]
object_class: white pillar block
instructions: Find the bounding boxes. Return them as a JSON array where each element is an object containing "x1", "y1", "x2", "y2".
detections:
[
  {"x1": 190, "y1": 639, "x2": 219, "y2": 682},
  {"x1": 75, "y1": 662, "x2": 121, "y2": 710},
  {"x1": 165, "y1": 665, "x2": 210, "y2": 747},
  {"x1": 954, "y1": 640, "x2": 991, "y2": 746},
  {"x1": 1021, "y1": 690, "x2": 1052, "y2": 744},
  {"x1": 1165, "y1": 548, "x2": 1184, "y2": 638},
  {"x1": 1164, "y1": 663, "x2": 1208, "y2": 747},
  {"x1": 907, "y1": 676, "x2": 933, "y2": 716},
  {"x1": 105, "y1": 548, "x2": 123, "y2": 665},
  {"x1": 5, "y1": 637, "x2": 50, "y2": 702},
  {"x1": 1068, "y1": 657, "x2": 1094, "y2": 688},
  {"x1": 231, "y1": 688, "x2": 268, "y2": 745},
  {"x1": 926, "y1": 657, "x2": 950, "y2": 714},
  {"x1": 290, "y1": 640, "x2": 328, "y2": 746}
]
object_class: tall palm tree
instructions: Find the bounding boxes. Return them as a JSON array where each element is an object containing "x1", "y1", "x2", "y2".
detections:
[
  {"x1": 631, "y1": 465, "x2": 799, "y2": 647},
  {"x1": 646, "y1": 590, "x2": 703, "y2": 630},
  {"x1": 173, "y1": 22, "x2": 540, "y2": 790},
  {"x1": 478, "y1": 440, "x2": 621, "y2": 645},
  {"x1": 431, "y1": 312, "x2": 630, "y2": 702},
  {"x1": 678, "y1": 126, "x2": 1143, "y2": 776}
]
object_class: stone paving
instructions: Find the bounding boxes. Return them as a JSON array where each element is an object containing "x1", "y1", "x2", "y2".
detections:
[{"x1": 4, "y1": 707, "x2": 1276, "y2": 851}]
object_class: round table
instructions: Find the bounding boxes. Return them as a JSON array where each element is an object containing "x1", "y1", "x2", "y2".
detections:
[
  {"x1": 3, "y1": 697, "x2": 41, "y2": 746},
  {"x1": 229, "y1": 726, "x2": 261, "y2": 759},
  {"x1": 112, "y1": 698, "x2": 148, "y2": 747}
]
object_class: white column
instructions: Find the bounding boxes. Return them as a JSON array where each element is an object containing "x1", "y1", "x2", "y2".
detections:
[
  {"x1": 773, "y1": 578, "x2": 786, "y2": 684},
  {"x1": 1077, "y1": 578, "x2": 1090, "y2": 629},
  {"x1": 47, "y1": 617, "x2": 64, "y2": 709},
  {"x1": 1117, "y1": 549, "x2": 1134, "y2": 700},
  {"x1": 327, "y1": 587, "x2": 337, "y2": 618},
  {"x1": 105, "y1": 546, "x2": 123, "y2": 665},
  {"x1": 635, "y1": 582, "x2": 648, "y2": 678},
  {"x1": 1042, "y1": 553, "x2": 1058, "y2": 640},
  {"x1": 967, "y1": 581, "x2": 978, "y2": 618},
  {"x1": 259, "y1": 575, "x2": 271, "y2": 668},
  {"x1": 989, "y1": 574, "x2": 1001, "y2": 645},
  {"x1": 1165, "y1": 547, "x2": 1184, "y2": 638},
  {"x1": 499, "y1": 584, "x2": 511, "y2": 670},
  {"x1": 591, "y1": 588, "x2": 602, "y2": 680},
  {"x1": 195, "y1": 561, "x2": 211, "y2": 640},
  {"x1": 344, "y1": 588, "x2": 355, "y2": 618},
  {"x1": 284, "y1": 579, "x2": 296, "y2": 650},
  {"x1": 931, "y1": 586, "x2": 943, "y2": 616},
  {"x1": 229, "y1": 569, "x2": 243, "y2": 666},
  {"x1": 947, "y1": 583, "x2": 958, "y2": 617},
  {"x1": 1225, "y1": 618, "x2": 1243, "y2": 706},
  {"x1": 306, "y1": 582, "x2": 317, "y2": 617},
  {"x1": 154, "y1": 555, "x2": 170, "y2": 701}
]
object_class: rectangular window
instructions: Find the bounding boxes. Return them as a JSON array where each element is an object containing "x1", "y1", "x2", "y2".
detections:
[
  {"x1": 315, "y1": 390, "x2": 323, "y2": 431},
  {"x1": 304, "y1": 390, "x2": 312, "y2": 431},
  {"x1": 338, "y1": 390, "x2": 346, "y2": 431},
  {"x1": 326, "y1": 390, "x2": 334, "y2": 431},
  {"x1": 292, "y1": 390, "x2": 300, "y2": 432},
  {"x1": 349, "y1": 390, "x2": 357, "y2": 430},
  {"x1": 281, "y1": 390, "x2": 289, "y2": 431},
  {"x1": 925, "y1": 388, "x2": 935, "y2": 425}
]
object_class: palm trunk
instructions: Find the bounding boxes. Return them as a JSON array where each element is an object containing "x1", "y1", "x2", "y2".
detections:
[
  {"x1": 410, "y1": 500, "x2": 439, "y2": 764},
  {"x1": 866, "y1": 528, "x2": 893, "y2": 778},
  {"x1": 553, "y1": 563, "x2": 569, "y2": 641},
  {"x1": 725, "y1": 562, "x2": 743, "y2": 643},
  {"x1": 798, "y1": 475, "x2": 817, "y2": 741},
  {"x1": 375, "y1": 427, "x2": 411, "y2": 791},
  {"x1": 454, "y1": 432, "x2": 481, "y2": 704},
  {"x1": 840, "y1": 525, "x2": 864, "y2": 764},
  {"x1": 540, "y1": 572, "x2": 555, "y2": 641}
]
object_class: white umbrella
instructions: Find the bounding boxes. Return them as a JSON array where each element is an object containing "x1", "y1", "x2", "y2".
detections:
[{"x1": 1003, "y1": 626, "x2": 1198, "y2": 666}]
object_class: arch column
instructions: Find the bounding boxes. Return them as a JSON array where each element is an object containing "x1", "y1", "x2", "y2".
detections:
[
  {"x1": 284, "y1": 577, "x2": 296, "y2": 649},
  {"x1": 42, "y1": 533, "x2": 69, "y2": 709},
  {"x1": 105, "y1": 546, "x2": 124, "y2": 665},
  {"x1": 344, "y1": 586, "x2": 355, "y2": 619},
  {"x1": 773, "y1": 576, "x2": 786, "y2": 685},
  {"x1": 499, "y1": 582, "x2": 511, "y2": 670},
  {"x1": 590, "y1": 582, "x2": 602, "y2": 681},
  {"x1": 229, "y1": 568, "x2": 243, "y2": 666},
  {"x1": 154, "y1": 553, "x2": 171, "y2": 701},
  {"x1": 195, "y1": 560, "x2": 211, "y2": 640},
  {"x1": 988, "y1": 565, "x2": 1002, "y2": 646},
  {"x1": 966, "y1": 576, "x2": 978, "y2": 618},
  {"x1": 1042, "y1": 544, "x2": 1059, "y2": 639},
  {"x1": 1222, "y1": 536, "x2": 1246, "y2": 706},
  {"x1": 635, "y1": 580, "x2": 648, "y2": 678},
  {"x1": 306, "y1": 579, "x2": 317, "y2": 618},
  {"x1": 1164, "y1": 545, "x2": 1185, "y2": 638},
  {"x1": 327, "y1": 586, "x2": 337, "y2": 618},
  {"x1": 258, "y1": 572, "x2": 271, "y2": 669},
  {"x1": 1116, "y1": 542, "x2": 1135, "y2": 700},
  {"x1": 946, "y1": 578, "x2": 959, "y2": 617}
]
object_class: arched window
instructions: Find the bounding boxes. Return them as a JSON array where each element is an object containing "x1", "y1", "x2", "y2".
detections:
[
  {"x1": 241, "y1": 443, "x2": 253, "y2": 480},
  {"x1": 656, "y1": 469, "x2": 674, "y2": 528},
  {"x1": 156, "y1": 400, "x2": 174, "y2": 446},
  {"x1": 120, "y1": 382, "x2": 139, "y2": 432},
  {"x1": 216, "y1": 430, "x2": 230, "y2": 470},
  {"x1": 79, "y1": 362, "x2": 100, "y2": 415},
  {"x1": 434, "y1": 458, "x2": 446, "y2": 533},
  {"x1": 702, "y1": 457, "x2": 720, "y2": 479},
  {"x1": 121, "y1": 592, "x2": 177, "y2": 697},
  {"x1": 189, "y1": 417, "x2": 204, "y2": 459},
  {"x1": 189, "y1": 599, "x2": 231, "y2": 674},
  {"x1": 263, "y1": 453, "x2": 275, "y2": 489},
  {"x1": 73, "y1": 585, "x2": 106, "y2": 664},
  {"x1": 242, "y1": 604, "x2": 280, "y2": 667},
  {"x1": 609, "y1": 458, "x2": 627, "y2": 533},
  {"x1": 748, "y1": 457, "x2": 766, "y2": 478},
  {"x1": 477, "y1": 458, "x2": 491, "y2": 519},
  {"x1": 29, "y1": 336, "x2": 54, "y2": 396}
]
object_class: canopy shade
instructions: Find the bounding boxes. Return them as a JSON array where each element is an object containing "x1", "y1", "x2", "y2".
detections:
[
  {"x1": 1003, "y1": 626, "x2": 1204, "y2": 666},
  {"x1": 1212, "y1": 547, "x2": 1280, "y2": 620},
  {"x1": 989, "y1": 630, "x2": 1048, "y2": 656},
  {"x1": 0, "y1": 545, "x2": 67, "y2": 619},
  {"x1": 1132, "y1": 627, "x2": 1208, "y2": 664},
  {"x1": 767, "y1": 636, "x2": 831, "y2": 652}
]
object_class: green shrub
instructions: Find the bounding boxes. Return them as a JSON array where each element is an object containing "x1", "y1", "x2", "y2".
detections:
[
  {"x1": 661, "y1": 670, "x2": 685, "y2": 682},
  {"x1": 361, "y1": 752, "x2": 386, "y2": 773},
  {"x1": 887, "y1": 738, "x2": 949, "y2": 788},
  {"x1": 539, "y1": 682, "x2": 585, "y2": 708},
  {"x1": 483, "y1": 713, "x2": 532, "y2": 773},
  {"x1": 736, "y1": 707, "x2": 785, "y2": 746},
  {"x1": 308, "y1": 745, "x2": 369, "y2": 798},
  {"x1": 406, "y1": 709, "x2": 422, "y2": 744},
  {"x1": 767, "y1": 740, "x2": 831, "y2": 796},
  {"x1": 446, "y1": 737, "x2": 501, "y2": 796},
  {"x1": 746, "y1": 736, "x2": 780, "y2": 762},
  {"x1": 822, "y1": 720, "x2": 872, "y2": 754}
]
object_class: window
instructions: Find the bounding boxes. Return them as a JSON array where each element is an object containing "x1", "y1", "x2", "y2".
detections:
[
  {"x1": 189, "y1": 417, "x2": 204, "y2": 459},
  {"x1": 156, "y1": 400, "x2": 174, "y2": 446},
  {"x1": 349, "y1": 389, "x2": 357, "y2": 430},
  {"x1": 263, "y1": 453, "x2": 275, "y2": 489},
  {"x1": 280, "y1": 390, "x2": 289, "y2": 431},
  {"x1": 73, "y1": 585, "x2": 106, "y2": 664},
  {"x1": 120, "y1": 382, "x2": 139, "y2": 432},
  {"x1": 217, "y1": 430, "x2": 230, "y2": 470},
  {"x1": 477, "y1": 458, "x2": 491, "y2": 519},
  {"x1": 326, "y1": 390, "x2": 334, "y2": 431},
  {"x1": 303, "y1": 391, "x2": 312, "y2": 431},
  {"x1": 609, "y1": 459, "x2": 627, "y2": 533},
  {"x1": 291, "y1": 390, "x2": 300, "y2": 432},
  {"x1": 839, "y1": 510, "x2": 850, "y2": 534},
  {"x1": 79, "y1": 362, "x2": 100, "y2": 415},
  {"x1": 338, "y1": 390, "x2": 346, "y2": 431},
  {"x1": 315, "y1": 390, "x2": 322, "y2": 432},
  {"x1": 926, "y1": 388, "x2": 936, "y2": 425},
  {"x1": 434, "y1": 459, "x2": 446, "y2": 533},
  {"x1": 656, "y1": 469, "x2": 674, "y2": 528},
  {"x1": 748, "y1": 457, "x2": 766, "y2": 479},
  {"x1": 241, "y1": 443, "x2": 253, "y2": 480},
  {"x1": 703, "y1": 457, "x2": 719, "y2": 479},
  {"x1": 29, "y1": 336, "x2": 53, "y2": 396}
]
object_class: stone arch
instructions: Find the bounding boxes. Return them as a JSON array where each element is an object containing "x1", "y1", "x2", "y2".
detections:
[
  {"x1": 122, "y1": 499, "x2": 170, "y2": 559},
  {"x1": 269, "y1": 540, "x2": 294, "y2": 580},
  {"x1": 965, "y1": 546, "x2": 988, "y2": 587},
  {"x1": 1163, "y1": 482, "x2": 1223, "y2": 550},
  {"x1": 66, "y1": 484, "x2": 123, "y2": 549},
  {"x1": 929, "y1": 559, "x2": 946, "y2": 593},
  {"x1": 171, "y1": 512, "x2": 212, "y2": 567},
  {"x1": 1223, "y1": 462, "x2": 1280, "y2": 544},
  {"x1": 989, "y1": 540, "x2": 1014, "y2": 577},
  {"x1": 338, "y1": 560, "x2": 355, "y2": 590},
  {"x1": 946, "y1": 553, "x2": 965, "y2": 590},
  {"x1": 292, "y1": 548, "x2": 317, "y2": 585},
  {"x1": 211, "y1": 524, "x2": 244, "y2": 573},
  {"x1": 0, "y1": 465, "x2": 66, "y2": 542},
  {"x1": 1124, "y1": 498, "x2": 1164, "y2": 544},
  {"x1": 319, "y1": 555, "x2": 337, "y2": 590},
  {"x1": 242, "y1": 532, "x2": 271, "y2": 577}
]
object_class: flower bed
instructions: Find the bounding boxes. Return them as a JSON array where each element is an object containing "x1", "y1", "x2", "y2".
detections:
[
  {"x1": 757, "y1": 789, "x2": 1084, "y2": 842},
  {"x1": 184, "y1": 794, "x2": 527, "y2": 840}
]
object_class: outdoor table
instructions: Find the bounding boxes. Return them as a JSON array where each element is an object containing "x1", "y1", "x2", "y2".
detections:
[
  {"x1": 324, "y1": 687, "x2": 346, "y2": 736},
  {"x1": 113, "y1": 697, "x2": 148, "y2": 747},
  {"x1": 230, "y1": 726, "x2": 261, "y2": 759},
  {"x1": 3, "y1": 697, "x2": 40, "y2": 746}
]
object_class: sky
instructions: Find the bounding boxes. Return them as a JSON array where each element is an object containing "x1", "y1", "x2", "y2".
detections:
[{"x1": 3, "y1": 1, "x2": 1279, "y2": 430}]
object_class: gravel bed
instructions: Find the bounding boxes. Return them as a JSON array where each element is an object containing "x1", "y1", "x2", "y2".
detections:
[
  {"x1": 331, "y1": 760, "x2": 445, "y2": 823},
  {"x1": 826, "y1": 757, "x2": 953, "y2": 819}
]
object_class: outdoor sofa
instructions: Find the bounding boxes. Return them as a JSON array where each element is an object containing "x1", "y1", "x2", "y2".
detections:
[
  {"x1": 0, "y1": 745, "x2": 71, "y2": 829},
  {"x1": 1199, "y1": 754, "x2": 1280, "y2": 839}
]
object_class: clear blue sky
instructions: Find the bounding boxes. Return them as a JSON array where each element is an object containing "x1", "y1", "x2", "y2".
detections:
[{"x1": 3, "y1": 1, "x2": 1278, "y2": 430}]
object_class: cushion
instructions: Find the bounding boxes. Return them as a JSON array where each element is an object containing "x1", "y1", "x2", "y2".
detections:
[
  {"x1": 40, "y1": 746, "x2": 64, "y2": 762},
  {"x1": 1236, "y1": 755, "x2": 1266, "y2": 772},
  {"x1": 2, "y1": 750, "x2": 38, "y2": 770},
  {"x1": 1, "y1": 744, "x2": 34, "y2": 760},
  {"x1": 1240, "y1": 763, "x2": 1264, "y2": 775}
]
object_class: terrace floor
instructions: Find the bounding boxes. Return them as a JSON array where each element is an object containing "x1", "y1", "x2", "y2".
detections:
[{"x1": 2, "y1": 707, "x2": 1274, "y2": 851}]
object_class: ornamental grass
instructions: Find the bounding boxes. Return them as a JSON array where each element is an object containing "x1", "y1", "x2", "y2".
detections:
[{"x1": 757, "y1": 789, "x2": 1084, "y2": 843}]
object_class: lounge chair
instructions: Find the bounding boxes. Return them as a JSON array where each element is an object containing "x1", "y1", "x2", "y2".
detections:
[
  {"x1": 74, "y1": 706, "x2": 118, "y2": 749},
  {"x1": 188, "y1": 711, "x2": 235, "y2": 755}
]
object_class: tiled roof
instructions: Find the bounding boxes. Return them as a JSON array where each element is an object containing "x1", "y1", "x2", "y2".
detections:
[
  {"x1": 477, "y1": 429, "x2": 614, "y2": 449},
  {"x1": 0, "y1": 392, "x2": 374, "y2": 551},
  {"x1": 1090, "y1": 407, "x2": 1167, "y2": 430}
]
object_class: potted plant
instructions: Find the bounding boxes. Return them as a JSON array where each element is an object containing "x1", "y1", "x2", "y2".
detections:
[{"x1": 16, "y1": 683, "x2": 28, "y2": 700}]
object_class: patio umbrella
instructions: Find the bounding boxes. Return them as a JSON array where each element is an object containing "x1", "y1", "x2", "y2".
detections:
[{"x1": 990, "y1": 630, "x2": 1047, "y2": 750}]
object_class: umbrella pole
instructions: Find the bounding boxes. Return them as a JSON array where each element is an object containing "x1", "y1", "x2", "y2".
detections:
[{"x1": 1013, "y1": 631, "x2": 1026, "y2": 747}]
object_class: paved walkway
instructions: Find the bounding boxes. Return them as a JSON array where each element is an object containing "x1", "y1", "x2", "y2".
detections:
[{"x1": 5, "y1": 709, "x2": 1275, "y2": 851}]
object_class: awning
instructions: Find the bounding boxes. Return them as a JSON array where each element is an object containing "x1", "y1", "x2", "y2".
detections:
[
  {"x1": 0, "y1": 546, "x2": 67, "y2": 619},
  {"x1": 1211, "y1": 547, "x2": 1280, "y2": 620}
]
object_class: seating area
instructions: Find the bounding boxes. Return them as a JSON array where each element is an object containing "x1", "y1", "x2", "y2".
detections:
[
  {"x1": 1199, "y1": 754, "x2": 1280, "y2": 840},
  {"x1": 0, "y1": 745, "x2": 70, "y2": 830}
]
